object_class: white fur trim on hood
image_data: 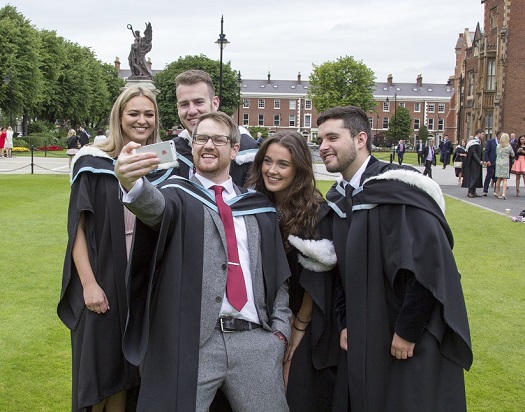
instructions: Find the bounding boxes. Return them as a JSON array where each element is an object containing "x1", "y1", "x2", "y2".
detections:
[
  {"x1": 363, "y1": 168, "x2": 445, "y2": 214},
  {"x1": 70, "y1": 146, "x2": 112, "y2": 180},
  {"x1": 234, "y1": 149, "x2": 257, "y2": 165},
  {"x1": 288, "y1": 235, "x2": 337, "y2": 272}
]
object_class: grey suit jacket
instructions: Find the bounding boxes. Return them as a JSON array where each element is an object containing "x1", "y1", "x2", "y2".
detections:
[{"x1": 124, "y1": 176, "x2": 291, "y2": 347}]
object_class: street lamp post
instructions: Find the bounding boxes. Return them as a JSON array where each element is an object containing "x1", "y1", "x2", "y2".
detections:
[
  {"x1": 3, "y1": 72, "x2": 13, "y2": 127},
  {"x1": 214, "y1": 15, "x2": 230, "y2": 109},
  {"x1": 237, "y1": 72, "x2": 242, "y2": 124}
]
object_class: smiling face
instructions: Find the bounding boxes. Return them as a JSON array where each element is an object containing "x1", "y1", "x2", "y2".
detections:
[
  {"x1": 120, "y1": 95, "x2": 156, "y2": 146},
  {"x1": 191, "y1": 118, "x2": 239, "y2": 183},
  {"x1": 318, "y1": 118, "x2": 360, "y2": 181},
  {"x1": 176, "y1": 82, "x2": 219, "y2": 133},
  {"x1": 261, "y1": 143, "x2": 297, "y2": 202}
]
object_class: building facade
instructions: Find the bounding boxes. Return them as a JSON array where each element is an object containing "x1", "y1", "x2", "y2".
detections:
[
  {"x1": 455, "y1": 0, "x2": 525, "y2": 142},
  {"x1": 235, "y1": 72, "x2": 453, "y2": 146}
]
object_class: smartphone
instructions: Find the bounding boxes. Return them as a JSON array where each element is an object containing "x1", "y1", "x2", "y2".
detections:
[{"x1": 133, "y1": 140, "x2": 177, "y2": 169}]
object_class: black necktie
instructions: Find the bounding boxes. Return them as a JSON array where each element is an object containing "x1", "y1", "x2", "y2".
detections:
[{"x1": 345, "y1": 184, "x2": 354, "y2": 224}]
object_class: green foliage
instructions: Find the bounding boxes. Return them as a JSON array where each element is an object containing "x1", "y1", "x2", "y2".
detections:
[
  {"x1": 20, "y1": 133, "x2": 57, "y2": 149},
  {"x1": 28, "y1": 120, "x2": 55, "y2": 134},
  {"x1": 154, "y1": 54, "x2": 240, "y2": 130},
  {"x1": 249, "y1": 126, "x2": 268, "y2": 138},
  {"x1": 0, "y1": 6, "x2": 123, "y2": 133},
  {"x1": 0, "y1": 5, "x2": 44, "y2": 123},
  {"x1": 308, "y1": 56, "x2": 376, "y2": 113},
  {"x1": 418, "y1": 124, "x2": 430, "y2": 143},
  {"x1": 387, "y1": 105, "x2": 413, "y2": 141}
]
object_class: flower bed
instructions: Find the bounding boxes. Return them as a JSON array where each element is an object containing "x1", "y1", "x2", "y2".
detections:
[
  {"x1": 36, "y1": 145, "x2": 64, "y2": 151},
  {"x1": 13, "y1": 147, "x2": 30, "y2": 152}
]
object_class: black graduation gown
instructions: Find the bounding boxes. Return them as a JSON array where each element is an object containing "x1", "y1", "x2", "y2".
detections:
[
  {"x1": 462, "y1": 141, "x2": 483, "y2": 190},
  {"x1": 285, "y1": 203, "x2": 340, "y2": 412},
  {"x1": 334, "y1": 167, "x2": 472, "y2": 412},
  {"x1": 122, "y1": 177, "x2": 290, "y2": 411},
  {"x1": 173, "y1": 131, "x2": 259, "y2": 187},
  {"x1": 58, "y1": 150, "x2": 176, "y2": 411}
]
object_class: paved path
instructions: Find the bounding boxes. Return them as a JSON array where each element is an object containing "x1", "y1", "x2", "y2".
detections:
[
  {"x1": 314, "y1": 160, "x2": 524, "y2": 217},
  {"x1": 2, "y1": 155, "x2": 524, "y2": 216}
]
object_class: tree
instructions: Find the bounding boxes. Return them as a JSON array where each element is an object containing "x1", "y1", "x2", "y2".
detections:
[
  {"x1": 0, "y1": 5, "x2": 44, "y2": 134},
  {"x1": 387, "y1": 106, "x2": 413, "y2": 143},
  {"x1": 418, "y1": 124, "x2": 430, "y2": 144},
  {"x1": 308, "y1": 56, "x2": 376, "y2": 113},
  {"x1": 154, "y1": 54, "x2": 240, "y2": 130}
]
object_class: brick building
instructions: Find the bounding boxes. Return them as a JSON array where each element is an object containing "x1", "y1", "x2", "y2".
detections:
[
  {"x1": 235, "y1": 72, "x2": 453, "y2": 146},
  {"x1": 454, "y1": 0, "x2": 525, "y2": 142}
]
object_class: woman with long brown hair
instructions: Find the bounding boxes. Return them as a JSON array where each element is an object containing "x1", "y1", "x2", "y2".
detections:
[{"x1": 247, "y1": 131, "x2": 339, "y2": 411}]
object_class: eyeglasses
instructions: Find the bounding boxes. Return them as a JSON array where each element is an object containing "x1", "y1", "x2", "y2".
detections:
[{"x1": 193, "y1": 134, "x2": 231, "y2": 146}]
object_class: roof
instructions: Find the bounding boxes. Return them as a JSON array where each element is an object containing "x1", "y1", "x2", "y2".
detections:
[{"x1": 240, "y1": 79, "x2": 453, "y2": 100}]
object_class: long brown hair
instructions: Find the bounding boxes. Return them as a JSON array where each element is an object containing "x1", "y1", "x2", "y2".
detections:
[{"x1": 247, "y1": 131, "x2": 324, "y2": 243}]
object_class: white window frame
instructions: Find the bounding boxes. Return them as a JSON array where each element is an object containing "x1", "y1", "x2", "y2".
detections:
[
  {"x1": 289, "y1": 115, "x2": 296, "y2": 127},
  {"x1": 243, "y1": 113, "x2": 249, "y2": 126},
  {"x1": 243, "y1": 99, "x2": 250, "y2": 108},
  {"x1": 258, "y1": 114, "x2": 264, "y2": 126},
  {"x1": 414, "y1": 102, "x2": 421, "y2": 113},
  {"x1": 258, "y1": 99, "x2": 265, "y2": 109},
  {"x1": 383, "y1": 101, "x2": 390, "y2": 112},
  {"x1": 274, "y1": 99, "x2": 280, "y2": 109},
  {"x1": 289, "y1": 100, "x2": 296, "y2": 110},
  {"x1": 304, "y1": 114, "x2": 311, "y2": 128}
]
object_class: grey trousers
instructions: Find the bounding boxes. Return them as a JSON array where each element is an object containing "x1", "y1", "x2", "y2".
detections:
[{"x1": 196, "y1": 327, "x2": 289, "y2": 412}]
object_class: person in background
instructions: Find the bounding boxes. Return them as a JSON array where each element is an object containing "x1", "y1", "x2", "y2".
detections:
[
  {"x1": 65, "y1": 129, "x2": 80, "y2": 171},
  {"x1": 494, "y1": 133, "x2": 514, "y2": 200},
  {"x1": 248, "y1": 131, "x2": 339, "y2": 411},
  {"x1": 395, "y1": 139, "x2": 405, "y2": 165},
  {"x1": 415, "y1": 139, "x2": 424, "y2": 166},
  {"x1": 58, "y1": 85, "x2": 169, "y2": 412},
  {"x1": 78, "y1": 127, "x2": 91, "y2": 147},
  {"x1": 94, "y1": 129, "x2": 108, "y2": 144},
  {"x1": 453, "y1": 139, "x2": 468, "y2": 185},
  {"x1": 439, "y1": 135, "x2": 452, "y2": 169},
  {"x1": 318, "y1": 105, "x2": 472, "y2": 412},
  {"x1": 4, "y1": 126, "x2": 14, "y2": 158},
  {"x1": 422, "y1": 138, "x2": 436, "y2": 179},
  {"x1": 482, "y1": 131, "x2": 499, "y2": 196},
  {"x1": 462, "y1": 130, "x2": 485, "y2": 198},
  {"x1": 0, "y1": 127, "x2": 6, "y2": 158},
  {"x1": 510, "y1": 134, "x2": 525, "y2": 197}
]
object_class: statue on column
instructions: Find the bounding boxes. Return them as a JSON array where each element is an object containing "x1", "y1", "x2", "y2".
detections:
[{"x1": 127, "y1": 22, "x2": 153, "y2": 79}]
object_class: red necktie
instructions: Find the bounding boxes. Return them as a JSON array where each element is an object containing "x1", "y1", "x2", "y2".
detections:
[{"x1": 212, "y1": 185, "x2": 248, "y2": 311}]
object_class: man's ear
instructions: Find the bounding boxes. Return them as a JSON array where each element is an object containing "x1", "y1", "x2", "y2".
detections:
[
  {"x1": 211, "y1": 96, "x2": 220, "y2": 111},
  {"x1": 355, "y1": 131, "x2": 368, "y2": 149}
]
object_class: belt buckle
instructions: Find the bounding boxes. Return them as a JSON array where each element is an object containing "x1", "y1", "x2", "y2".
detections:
[{"x1": 219, "y1": 317, "x2": 235, "y2": 333}]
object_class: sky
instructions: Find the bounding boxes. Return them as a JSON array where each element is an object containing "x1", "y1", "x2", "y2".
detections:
[{"x1": 14, "y1": 0, "x2": 485, "y2": 85}]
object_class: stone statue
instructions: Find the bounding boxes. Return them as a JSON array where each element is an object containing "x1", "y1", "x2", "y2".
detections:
[{"x1": 127, "y1": 22, "x2": 153, "y2": 79}]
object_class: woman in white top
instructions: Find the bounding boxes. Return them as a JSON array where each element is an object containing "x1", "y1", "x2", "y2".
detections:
[{"x1": 5, "y1": 126, "x2": 14, "y2": 158}]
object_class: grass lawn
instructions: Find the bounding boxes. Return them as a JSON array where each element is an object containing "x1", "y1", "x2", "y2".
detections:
[{"x1": 0, "y1": 176, "x2": 523, "y2": 411}]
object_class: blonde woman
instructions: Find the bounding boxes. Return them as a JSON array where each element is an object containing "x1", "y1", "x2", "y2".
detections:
[
  {"x1": 494, "y1": 133, "x2": 515, "y2": 199},
  {"x1": 58, "y1": 85, "x2": 175, "y2": 412},
  {"x1": 65, "y1": 129, "x2": 80, "y2": 170}
]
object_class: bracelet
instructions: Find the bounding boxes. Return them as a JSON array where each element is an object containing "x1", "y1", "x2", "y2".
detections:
[
  {"x1": 293, "y1": 323, "x2": 307, "y2": 332},
  {"x1": 295, "y1": 313, "x2": 311, "y2": 324}
]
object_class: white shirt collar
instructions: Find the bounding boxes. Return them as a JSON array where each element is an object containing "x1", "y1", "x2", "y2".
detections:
[
  {"x1": 195, "y1": 173, "x2": 235, "y2": 196},
  {"x1": 343, "y1": 155, "x2": 371, "y2": 190}
]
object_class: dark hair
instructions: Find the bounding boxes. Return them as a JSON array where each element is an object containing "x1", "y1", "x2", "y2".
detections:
[
  {"x1": 475, "y1": 128, "x2": 484, "y2": 135},
  {"x1": 247, "y1": 131, "x2": 324, "y2": 243},
  {"x1": 317, "y1": 106, "x2": 372, "y2": 153},
  {"x1": 193, "y1": 111, "x2": 240, "y2": 145},
  {"x1": 97, "y1": 129, "x2": 104, "y2": 135}
]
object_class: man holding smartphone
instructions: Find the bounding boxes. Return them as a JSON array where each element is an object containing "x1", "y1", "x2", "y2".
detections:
[{"x1": 172, "y1": 70, "x2": 259, "y2": 187}]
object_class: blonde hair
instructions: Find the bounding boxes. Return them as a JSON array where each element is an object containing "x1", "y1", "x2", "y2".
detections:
[
  {"x1": 499, "y1": 133, "x2": 510, "y2": 148},
  {"x1": 67, "y1": 129, "x2": 76, "y2": 138},
  {"x1": 98, "y1": 85, "x2": 161, "y2": 158}
]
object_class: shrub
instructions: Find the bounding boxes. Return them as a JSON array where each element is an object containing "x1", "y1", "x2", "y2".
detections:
[
  {"x1": 28, "y1": 120, "x2": 55, "y2": 134},
  {"x1": 12, "y1": 147, "x2": 29, "y2": 152}
]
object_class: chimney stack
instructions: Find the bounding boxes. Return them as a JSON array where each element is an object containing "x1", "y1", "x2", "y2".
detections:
[
  {"x1": 417, "y1": 74, "x2": 423, "y2": 87},
  {"x1": 114, "y1": 57, "x2": 121, "y2": 71},
  {"x1": 298, "y1": 72, "x2": 302, "y2": 83},
  {"x1": 267, "y1": 71, "x2": 271, "y2": 84},
  {"x1": 387, "y1": 74, "x2": 393, "y2": 86}
]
